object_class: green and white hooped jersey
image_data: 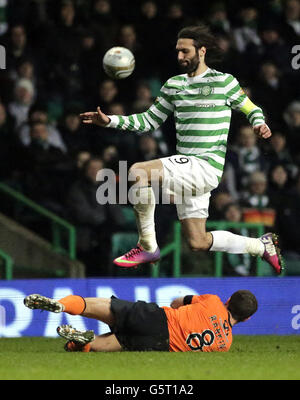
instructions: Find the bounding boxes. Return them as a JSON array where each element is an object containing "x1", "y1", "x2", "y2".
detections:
[{"x1": 107, "y1": 68, "x2": 265, "y2": 181}]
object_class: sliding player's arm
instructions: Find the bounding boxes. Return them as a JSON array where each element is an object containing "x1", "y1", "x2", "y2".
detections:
[
  {"x1": 170, "y1": 295, "x2": 210, "y2": 308},
  {"x1": 225, "y1": 75, "x2": 272, "y2": 139},
  {"x1": 170, "y1": 297, "x2": 185, "y2": 309},
  {"x1": 80, "y1": 85, "x2": 174, "y2": 133}
]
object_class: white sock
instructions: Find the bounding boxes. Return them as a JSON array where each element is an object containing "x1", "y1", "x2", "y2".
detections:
[
  {"x1": 210, "y1": 231, "x2": 264, "y2": 256},
  {"x1": 133, "y1": 186, "x2": 158, "y2": 252}
]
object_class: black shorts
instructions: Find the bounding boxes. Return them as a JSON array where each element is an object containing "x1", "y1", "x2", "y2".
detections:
[{"x1": 110, "y1": 296, "x2": 169, "y2": 351}]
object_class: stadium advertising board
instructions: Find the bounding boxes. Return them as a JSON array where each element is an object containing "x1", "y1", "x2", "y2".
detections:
[{"x1": 0, "y1": 277, "x2": 299, "y2": 337}]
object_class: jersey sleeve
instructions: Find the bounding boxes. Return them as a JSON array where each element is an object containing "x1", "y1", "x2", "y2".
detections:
[
  {"x1": 106, "y1": 83, "x2": 174, "y2": 133},
  {"x1": 224, "y1": 74, "x2": 265, "y2": 127}
]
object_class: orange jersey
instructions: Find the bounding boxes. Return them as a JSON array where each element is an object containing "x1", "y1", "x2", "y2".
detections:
[{"x1": 162, "y1": 294, "x2": 232, "y2": 352}]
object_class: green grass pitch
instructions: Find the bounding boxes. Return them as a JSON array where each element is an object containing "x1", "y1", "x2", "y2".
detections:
[{"x1": 0, "y1": 336, "x2": 300, "y2": 380}]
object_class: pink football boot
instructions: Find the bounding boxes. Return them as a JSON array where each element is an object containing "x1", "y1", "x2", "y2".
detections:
[
  {"x1": 113, "y1": 244, "x2": 160, "y2": 269},
  {"x1": 260, "y1": 233, "x2": 284, "y2": 275}
]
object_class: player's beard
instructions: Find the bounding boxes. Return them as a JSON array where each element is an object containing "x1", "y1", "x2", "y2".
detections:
[{"x1": 178, "y1": 53, "x2": 200, "y2": 75}]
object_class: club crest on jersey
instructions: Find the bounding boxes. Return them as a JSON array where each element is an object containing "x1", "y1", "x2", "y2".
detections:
[{"x1": 200, "y1": 85, "x2": 213, "y2": 96}]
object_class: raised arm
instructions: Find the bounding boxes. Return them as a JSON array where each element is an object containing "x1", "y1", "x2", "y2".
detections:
[{"x1": 80, "y1": 83, "x2": 174, "y2": 133}]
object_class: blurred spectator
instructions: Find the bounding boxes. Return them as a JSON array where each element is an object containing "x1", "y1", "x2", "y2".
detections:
[
  {"x1": 241, "y1": 171, "x2": 270, "y2": 208},
  {"x1": 67, "y1": 157, "x2": 125, "y2": 276},
  {"x1": 101, "y1": 144, "x2": 119, "y2": 173},
  {"x1": 207, "y1": 2, "x2": 231, "y2": 35},
  {"x1": 251, "y1": 61, "x2": 293, "y2": 125},
  {"x1": 118, "y1": 24, "x2": 140, "y2": 53},
  {"x1": 47, "y1": 0, "x2": 82, "y2": 102},
  {"x1": 0, "y1": 102, "x2": 18, "y2": 179},
  {"x1": 266, "y1": 131, "x2": 298, "y2": 179},
  {"x1": 18, "y1": 103, "x2": 67, "y2": 152},
  {"x1": 161, "y1": 2, "x2": 187, "y2": 78},
  {"x1": 78, "y1": 29, "x2": 102, "y2": 105},
  {"x1": 17, "y1": 59, "x2": 36, "y2": 85},
  {"x1": 8, "y1": 78, "x2": 35, "y2": 128},
  {"x1": 89, "y1": 0, "x2": 119, "y2": 51},
  {"x1": 107, "y1": 101, "x2": 126, "y2": 116},
  {"x1": 232, "y1": 4, "x2": 261, "y2": 53},
  {"x1": 209, "y1": 191, "x2": 234, "y2": 220},
  {"x1": 164, "y1": 2, "x2": 186, "y2": 39},
  {"x1": 15, "y1": 59, "x2": 39, "y2": 96},
  {"x1": 20, "y1": 121, "x2": 73, "y2": 211},
  {"x1": 281, "y1": 0, "x2": 300, "y2": 44},
  {"x1": 215, "y1": 33, "x2": 242, "y2": 76},
  {"x1": 76, "y1": 150, "x2": 91, "y2": 169},
  {"x1": 231, "y1": 125, "x2": 266, "y2": 190},
  {"x1": 137, "y1": 135, "x2": 163, "y2": 162},
  {"x1": 117, "y1": 23, "x2": 145, "y2": 79},
  {"x1": 246, "y1": 22, "x2": 292, "y2": 75},
  {"x1": 136, "y1": 1, "x2": 162, "y2": 51},
  {"x1": 219, "y1": 161, "x2": 239, "y2": 201},
  {"x1": 268, "y1": 164, "x2": 290, "y2": 210},
  {"x1": 0, "y1": 0, "x2": 8, "y2": 36},
  {"x1": 276, "y1": 171, "x2": 300, "y2": 258},
  {"x1": 223, "y1": 202, "x2": 243, "y2": 223},
  {"x1": 241, "y1": 171, "x2": 275, "y2": 226},
  {"x1": 95, "y1": 79, "x2": 119, "y2": 112},
  {"x1": 283, "y1": 101, "x2": 300, "y2": 156},
  {"x1": 222, "y1": 202, "x2": 251, "y2": 276},
  {"x1": 131, "y1": 81, "x2": 169, "y2": 156},
  {"x1": 6, "y1": 25, "x2": 34, "y2": 77},
  {"x1": 131, "y1": 81, "x2": 154, "y2": 113},
  {"x1": 58, "y1": 107, "x2": 91, "y2": 156},
  {"x1": 91, "y1": 102, "x2": 138, "y2": 164}
]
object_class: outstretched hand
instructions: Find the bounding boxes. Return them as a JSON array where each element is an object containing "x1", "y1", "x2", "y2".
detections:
[
  {"x1": 253, "y1": 123, "x2": 272, "y2": 139},
  {"x1": 80, "y1": 106, "x2": 110, "y2": 127}
]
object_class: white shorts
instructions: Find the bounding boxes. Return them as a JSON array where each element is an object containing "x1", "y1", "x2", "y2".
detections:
[{"x1": 160, "y1": 155, "x2": 219, "y2": 220}]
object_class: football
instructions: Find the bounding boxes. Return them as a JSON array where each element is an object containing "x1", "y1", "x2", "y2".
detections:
[{"x1": 103, "y1": 47, "x2": 135, "y2": 79}]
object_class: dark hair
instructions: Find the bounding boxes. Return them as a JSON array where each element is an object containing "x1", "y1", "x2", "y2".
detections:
[
  {"x1": 227, "y1": 290, "x2": 258, "y2": 322},
  {"x1": 222, "y1": 202, "x2": 241, "y2": 216},
  {"x1": 177, "y1": 24, "x2": 223, "y2": 66},
  {"x1": 29, "y1": 103, "x2": 48, "y2": 118},
  {"x1": 82, "y1": 156, "x2": 103, "y2": 173},
  {"x1": 29, "y1": 120, "x2": 47, "y2": 130}
]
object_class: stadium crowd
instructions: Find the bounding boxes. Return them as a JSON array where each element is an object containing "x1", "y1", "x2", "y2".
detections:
[{"x1": 0, "y1": 0, "x2": 300, "y2": 276}]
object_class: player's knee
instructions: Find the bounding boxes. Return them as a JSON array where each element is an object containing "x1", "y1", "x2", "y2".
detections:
[{"x1": 187, "y1": 235, "x2": 210, "y2": 252}]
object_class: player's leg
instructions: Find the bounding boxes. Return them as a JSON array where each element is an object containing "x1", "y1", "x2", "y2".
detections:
[
  {"x1": 113, "y1": 159, "x2": 163, "y2": 268},
  {"x1": 180, "y1": 217, "x2": 212, "y2": 251},
  {"x1": 62, "y1": 331, "x2": 122, "y2": 353},
  {"x1": 181, "y1": 217, "x2": 283, "y2": 274},
  {"x1": 175, "y1": 157, "x2": 283, "y2": 275},
  {"x1": 24, "y1": 294, "x2": 116, "y2": 325},
  {"x1": 60, "y1": 295, "x2": 116, "y2": 325},
  {"x1": 89, "y1": 333, "x2": 122, "y2": 352},
  {"x1": 182, "y1": 217, "x2": 264, "y2": 254},
  {"x1": 114, "y1": 154, "x2": 212, "y2": 269}
]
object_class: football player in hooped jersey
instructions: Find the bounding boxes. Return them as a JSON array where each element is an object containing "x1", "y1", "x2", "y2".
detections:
[
  {"x1": 80, "y1": 25, "x2": 283, "y2": 275},
  {"x1": 24, "y1": 290, "x2": 258, "y2": 353}
]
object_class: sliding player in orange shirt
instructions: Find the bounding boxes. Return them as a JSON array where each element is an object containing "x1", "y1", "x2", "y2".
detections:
[{"x1": 24, "y1": 290, "x2": 257, "y2": 353}]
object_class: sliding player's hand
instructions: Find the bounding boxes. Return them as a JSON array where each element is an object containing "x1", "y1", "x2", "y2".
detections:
[
  {"x1": 80, "y1": 106, "x2": 110, "y2": 127},
  {"x1": 170, "y1": 297, "x2": 185, "y2": 309},
  {"x1": 253, "y1": 124, "x2": 272, "y2": 139}
]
